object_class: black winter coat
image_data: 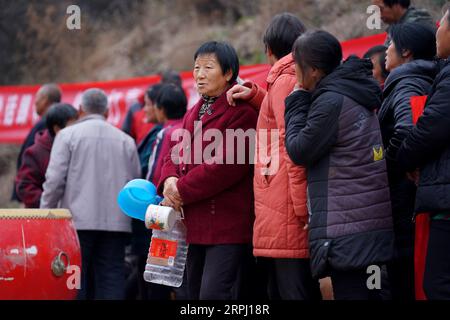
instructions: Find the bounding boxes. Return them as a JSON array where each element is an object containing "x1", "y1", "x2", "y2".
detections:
[
  {"x1": 398, "y1": 59, "x2": 450, "y2": 215},
  {"x1": 379, "y1": 59, "x2": 437, "y2": 255},
  {"x1": 285, "y1": 56, "x2": 394, "y2": 278}
]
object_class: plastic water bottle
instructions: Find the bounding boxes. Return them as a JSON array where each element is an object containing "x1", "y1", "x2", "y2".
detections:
[
  {"x1": 144, "y1": 214, "x2": 188, "y2": 287},
  {"x1": 116, "y1": 179, "x2": 188, "y2": 287}
]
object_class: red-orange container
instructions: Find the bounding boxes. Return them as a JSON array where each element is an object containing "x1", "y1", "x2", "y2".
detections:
[{"x1": 0, "y1": 209, "x2": 81, "y2": 300}]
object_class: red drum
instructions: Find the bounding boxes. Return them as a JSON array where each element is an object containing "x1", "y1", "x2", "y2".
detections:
[{"x1": 0, "y1": 209, "x2": 81, "y2": 300}]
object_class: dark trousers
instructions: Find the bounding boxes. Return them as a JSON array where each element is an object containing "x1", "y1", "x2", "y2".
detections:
[
  {"x1": 266, "y1": 258, "x2": 322, "y2": 300},
  {"x1": 386, "y1": 254, "x2": 415, "y2": 300},
  {"x1": 237, "y1": 255, "x2": 270, "y2": 300},
  {"x1": 77, "y1": 231, "x2": 128, "y2": 300},
  {"x1": 423, "y1": 220, "x2": 450, "y2": 300},
  {"x1": 331, "y1": 268, "x2": 382, "y2": 300},
  {"x1": 186, "y1": 244, "x2": 250, "y2": 300},
  {"x1": 227, "y1": 255, "x2": 321, "y2": 301}
]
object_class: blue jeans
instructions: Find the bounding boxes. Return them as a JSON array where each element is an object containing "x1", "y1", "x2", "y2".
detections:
[{"x1": 77, "y1": 231, "x2": 129, "y2": 300}]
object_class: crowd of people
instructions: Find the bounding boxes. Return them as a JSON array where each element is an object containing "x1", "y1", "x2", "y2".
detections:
[{"x1": 12, "y1": 0, "x2": 450, "y2": 300}]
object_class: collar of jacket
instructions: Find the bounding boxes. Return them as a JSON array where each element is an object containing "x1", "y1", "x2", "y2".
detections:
[
  {"x1": 399, "y1": 6, "x2": 430, "y2": 24},
  {"x1": 399, "y1": 7, "x2": 416, "y2": 24},
  {"x1": 163, "y1": 118, "x2": 183, "y2": 129},
  {"x1": 186, "y1": 83, "x2": 236, "y2": 135},
  {"x1": 267, "y1": 53, "x2": 295, "y2": 85},
  {"x1": 76, "y1": 114, "x2": 106, "y2": 124},
  {"x1": 137, "y1": 124, "x2": 163, "y2": 151},
  {"x1": 312, "y1": 55, "x2": 381, "y2": 111},
  {"x1": 442, "y1": 57, "x2": 450, "y2": 70},
  {"x1": 34, "y1": 129, "x2": 54, "y2": 151},
  {"x1": 383, "y1": 59, "x2": 438, "y2": 98}
]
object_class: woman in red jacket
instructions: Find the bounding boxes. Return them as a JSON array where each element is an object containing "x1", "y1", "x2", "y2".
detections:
[
  {"x1": 148, "y1": 83, "x2": 187, "y2": 186},
  {"x1": 227, "y1": 13, "x2": 321, "y2": 300},
  {"x1": 15, "y1": 103, "x2": 78, "y2": 208},
  {"x1": 158, "y1": 41, "x2": 258, "y2": 300}
]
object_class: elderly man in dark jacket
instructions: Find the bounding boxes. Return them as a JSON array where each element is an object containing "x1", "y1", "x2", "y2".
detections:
[
  {"x1": 12, "y1": 83, "x2": 62, "y2": 202},
  {"x1": 397, "y1": 9, "x2": 450, "y2": 300},
  {"x1": 372, "y1": 0, "x2": 436, "y2": 46},
  {"x1": 285, "y1": 30, "x2": 394, "y2": 300}
]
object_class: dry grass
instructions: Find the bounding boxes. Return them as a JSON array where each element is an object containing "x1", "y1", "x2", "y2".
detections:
[{"x1": 11, "y1": 0, "x2": 447, "y2": 84}]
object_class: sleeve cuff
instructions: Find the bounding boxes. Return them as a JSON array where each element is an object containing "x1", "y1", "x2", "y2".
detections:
[{"x1": 244, "y1": 82, "x2": 266, "y2": 110}]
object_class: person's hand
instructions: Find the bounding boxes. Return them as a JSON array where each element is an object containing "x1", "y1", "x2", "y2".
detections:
[
  {"x1": 161, "y1": 198, "x2": 183, "y2": 212},
  {"x1": 226, "y1": 84, "x2": 252, "y2": 106},
  {"x1": 406, "y1": 169, "x2": 420, "y2": 186},
  {"x1": 162, "y1": 177, "x2": 183, "y2": 211},
  {"x1": 299, "y1": 216, "x2": 309, "y2": 230}
]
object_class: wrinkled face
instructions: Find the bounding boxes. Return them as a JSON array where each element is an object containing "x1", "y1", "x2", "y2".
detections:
[
  {"x1": 437, "y1": 11, "x2": 450, "y2": 59},
  {"x1": 144, "y1": 94, "x2": 157, "y2": 123},
  {"x1": 372, "y1": 0, "x2": 396, "y2": 24},
  {"x1": 34, "y1": 89, "x2": 48, "y2": 116},
  {"x1": 385, "y1": 41, "x2": 405, "y2": 71},
  {"x1": 193, "y1": 54, "x2": 231, "y2": 97}
]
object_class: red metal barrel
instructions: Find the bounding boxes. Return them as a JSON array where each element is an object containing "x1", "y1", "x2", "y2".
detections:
[{"x1": 0, "y1": 209, "x2": 81, "y2": 300}]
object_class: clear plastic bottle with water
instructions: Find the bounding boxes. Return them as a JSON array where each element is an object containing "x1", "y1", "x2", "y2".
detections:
[{"x1": 144, "y1": 215, "x2": 188, "y2": 287}]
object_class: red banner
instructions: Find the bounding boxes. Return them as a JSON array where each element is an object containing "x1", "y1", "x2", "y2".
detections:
[{"x1": 0, "y1": 33, "x2": 386, "y2": 144}]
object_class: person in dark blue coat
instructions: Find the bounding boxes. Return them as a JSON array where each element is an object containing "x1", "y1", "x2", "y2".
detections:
[
  {"x1": 285, "y1": 30, "x2": 394, "y2": 300},
  {"x1": 397, "y1": 9, "x2": 450, "y2": 300},
  {"x1": 380, "y1": 22, "x2": 438, "y2": 300}
]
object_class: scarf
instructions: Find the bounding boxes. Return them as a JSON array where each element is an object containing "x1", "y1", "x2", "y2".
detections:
[{"x1": 198, "y1": 95, "x2": 219, "y2": 120}]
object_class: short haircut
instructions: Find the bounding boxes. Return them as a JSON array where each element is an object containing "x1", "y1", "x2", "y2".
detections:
[
  {"x1": 41, "y1": 83, "x2": 62, "y2": 104},
  {"x1": 382, "y1": 0, "x2": 410, "y2": 8},
  {"x1": 146, "y1": 83, "x2": 164, "y2": 104},
  {"x1": 45, "y1": 103, "x2": 78, "y2": 137},
  {"x1": 81, "y1": 88, "x2": 108, "y2": 115},
  {"x1": 155, "y1": 83, "x2": 187, "y2": 120},
  {"x1": 363, "y1": 45, "x2": 389, "y2": 80},
  {"x1": 363, "y1": 45, "x2": 387, "y2": 59},
  {"x1": 263, "y1": 12, "x2": 307, "y2": 60},
  {"x1": 194, "y1": 41, "x2": 239, "y2": 84},
  {"x1": 389, "y1": 22, "x2": 436, "y2": 61},
  {"x1": 292, "y1": 30, "x2": 342, "y2": 76},
  {"x1": 160, "y1": 70, "x2": 182, "y2": 87}
]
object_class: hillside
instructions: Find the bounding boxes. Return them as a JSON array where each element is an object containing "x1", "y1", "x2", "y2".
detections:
[{"x1": 1, "y1": 0, "x2": 446, "y2": 85}]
